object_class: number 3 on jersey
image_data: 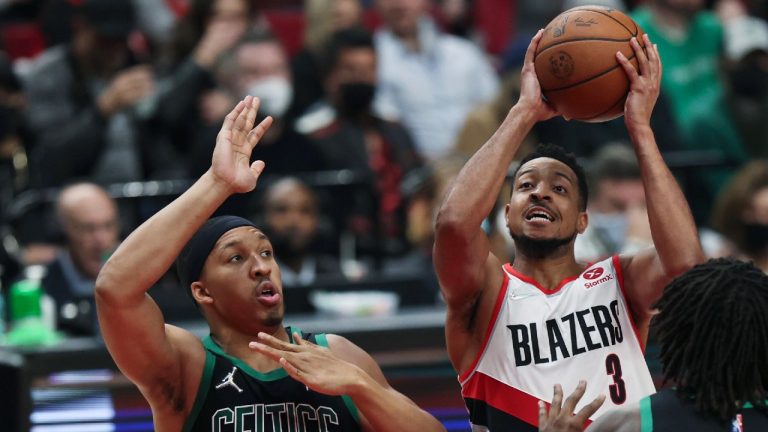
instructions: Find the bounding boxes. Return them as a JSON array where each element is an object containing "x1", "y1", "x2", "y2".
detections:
[{"x1": 605, "y1": 354, "x2": 627, "y2": 404}]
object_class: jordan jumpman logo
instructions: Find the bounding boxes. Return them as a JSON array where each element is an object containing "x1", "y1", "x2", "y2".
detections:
[{"x1": 215, "y1": 367, "x2": 243, "y2": 393}]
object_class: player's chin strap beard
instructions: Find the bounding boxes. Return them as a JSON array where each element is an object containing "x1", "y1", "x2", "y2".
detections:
[{"x1": 510, "y1": 232, "x2": 576, "y2": 260}]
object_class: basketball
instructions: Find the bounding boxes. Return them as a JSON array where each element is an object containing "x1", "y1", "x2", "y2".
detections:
[{"x1": 534, "y1": 6, "x2": 645, "y2": 122}]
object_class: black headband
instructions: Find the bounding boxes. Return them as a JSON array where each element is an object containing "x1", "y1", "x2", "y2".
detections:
[{"x1": 176, "y1": 216, "x2": 257, "y2": 290}]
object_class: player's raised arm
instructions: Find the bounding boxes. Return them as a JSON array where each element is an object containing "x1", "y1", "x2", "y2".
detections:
[
  {"x1": 615, "y1": 35, "x2": 704, "y2": 333},
  {"x1": 433, "y1": 30, "x2": 557, "y2": 306},
  {"x1": 95, "y1": 97, "x2": 272, "y2": 397}
]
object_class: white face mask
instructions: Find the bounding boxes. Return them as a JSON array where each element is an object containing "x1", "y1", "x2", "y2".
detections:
[
  {"x1": 590, "y1": 212, "x2": 628, "y2": 250},
  {"x1": 244, "y1": 76, "x2": 293, "y2": 118}
]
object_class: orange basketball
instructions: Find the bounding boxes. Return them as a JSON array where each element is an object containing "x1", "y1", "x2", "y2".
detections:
[{"x1": 534, "y1": 6, "x2": 645, "y2": 122}]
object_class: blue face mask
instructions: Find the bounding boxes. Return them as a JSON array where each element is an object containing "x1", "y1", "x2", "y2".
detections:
[{"x1": 589, "y1": 212, "x2": 628, "y2": 250}]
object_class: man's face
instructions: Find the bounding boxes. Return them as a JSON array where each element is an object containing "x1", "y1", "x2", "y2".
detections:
[
  {"x1": 264, "y1": 184, "x2": 319, "y2": 258},
  {"x1": 376, "y1": 0, "x2": 427, "y2": 37},
  {"x1": 76, "y1": 26, "x2": 131, "y2": 77},
  {"x1": 196, "y1": 227, "x2": 285, "y2": 332},
  {"x1": 328, "y1": 47, "x2": 377, "y2": 101},
  {"x1": 332, "y1": 0, "x2": 363, "y2": 31},
  {"x1": 591, "y1": 179, "x2": 645, "y2": 215},
  {"x1": 506, "y1": 158, "x2": 587, "y2": 244},
  {"x1": 63, "y1": 197, "x2": 119, "y2": 279},
  {"x1": 235, "y1": 42, "x2": 290, "y2": 96}
]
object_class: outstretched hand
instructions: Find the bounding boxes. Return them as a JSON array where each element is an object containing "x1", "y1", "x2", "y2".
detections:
[
  {"x1": 518, "y1": 29, "x2": 559, "y2": 122},
  {"x1": 211, "y1": 96, "x2": 273, "y2": 194},
  {"x1": 538, "y1": 381, "x2": 605, "y2": 432},
  {"x1": 250, "y1": 332, "x2": 364, "y2": 396},
  {"x1": 616, "y1": 34, "x2": 661, "y2": 132}
]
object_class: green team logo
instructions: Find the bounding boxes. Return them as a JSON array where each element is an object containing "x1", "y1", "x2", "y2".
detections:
[{"x1": 212, "y1": 403, "x2": 339, "y2": 432}]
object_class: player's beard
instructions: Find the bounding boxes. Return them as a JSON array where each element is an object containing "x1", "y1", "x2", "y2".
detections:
[{"x1": 510, "y1": 232, "x2": 576, "y2": 260}]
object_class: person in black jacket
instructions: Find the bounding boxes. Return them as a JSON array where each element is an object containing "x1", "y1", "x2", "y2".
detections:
[{"x1": 297, "y1": 28, "x2": 424, "y2": 262}]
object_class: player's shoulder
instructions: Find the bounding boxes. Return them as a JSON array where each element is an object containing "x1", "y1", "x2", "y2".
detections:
[
  {"x1": 165, "y1": 324, "x2": 207, "y2": 364},
  {"x1": 324, "y1": 334, "x2": 380, "y2": 373}
]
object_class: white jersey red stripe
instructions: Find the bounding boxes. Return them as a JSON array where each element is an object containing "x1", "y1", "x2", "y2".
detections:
[{"x1": 459, "y1": 256, "x2": 655, "y2": 431}]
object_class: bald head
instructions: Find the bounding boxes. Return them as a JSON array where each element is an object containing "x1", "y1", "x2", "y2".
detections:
[{"x1": 56, "y1": 183, "x2": 119, "y2": 279}]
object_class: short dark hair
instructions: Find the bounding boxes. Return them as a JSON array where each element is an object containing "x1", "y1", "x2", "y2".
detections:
[
  {"x1": 511, "y1": 144, "x2": 588, "y2": 211},
  {"x1": 322, "y1": 27, "x2": 374, "y2": 77},
  {"x1": 653, "y1": 258, "x2": 768, "y2": 423}
]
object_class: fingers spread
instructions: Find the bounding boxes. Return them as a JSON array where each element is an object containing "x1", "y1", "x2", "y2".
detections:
[
  {"x1": 223, "y1": 100, "x2": 245, "y2": 131},
  {"x1": 574, "y1": 393, "x2": 606, "y2": 424},
  {"x1": 549, "y1": 384, "x2": 563, "y2": 418},
  {"x1": 631, "y1": 37, "x2": 649, "y2": 77},
  {"x1": 248, "y1": 341, "x2": 287, "y2": 363},
  {"x1": 537, "y1": 400, "x2": 549, "y2": 426},
  {"x1": 563, "y1": 380, "x2": 587, "y2": 414},
  {"x1": 616, "y1": 51, "x2": 639, "y2": 82},
  {"x1": 279, "y1": 357, "x2": 303, "y2": 380},
  {"x1": 246, "y1": 116, "x2": 273, "y2": 150},
  {"x1": 257, "y1": 332, "x2": 300, "y2": 352}
]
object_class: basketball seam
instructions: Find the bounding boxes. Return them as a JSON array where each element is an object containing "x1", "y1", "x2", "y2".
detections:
[
  {"x1": 577, "y1": 8, "x2": 637, "y2": 36},
  {"x1": 535, "y1": 9, "x2": 638, "y2": 57},
  {"x1": 536, "y1": 37, "x2": 633, "y2": 57},
  {"x1": 542, "y1": 53, "x2": 637, "y2": 92}
]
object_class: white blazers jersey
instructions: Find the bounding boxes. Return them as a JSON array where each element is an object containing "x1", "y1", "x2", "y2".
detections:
[{"x1": 459, "y1": 256, "x2": 655, "y2": 431}]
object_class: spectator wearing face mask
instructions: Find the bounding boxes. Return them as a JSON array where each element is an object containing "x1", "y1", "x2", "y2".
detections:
[
  {"x1": 712, "y1": 160, "x2": 768, "y2": 273},
  {"x1": 186, "y1": 30, "x2": 324, "y2": 178},
  {"x1": 297, "y1": 27, "x2": 424, "y2": 262},
  {"x1": 575, "y1": 144, "x2": 652, "y2": 262}
]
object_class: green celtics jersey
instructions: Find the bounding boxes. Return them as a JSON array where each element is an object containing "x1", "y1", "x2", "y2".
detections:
[{"x1": 183, "y1": 327, "x2": 361, "y2": 432}]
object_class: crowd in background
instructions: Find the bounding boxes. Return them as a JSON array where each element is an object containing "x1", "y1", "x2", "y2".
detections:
[{"x1": 0, "y1": 0, "x2": 766, "y2": 337}]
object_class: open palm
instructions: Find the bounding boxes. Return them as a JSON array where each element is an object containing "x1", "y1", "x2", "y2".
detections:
[{"x1": 211, "y1": 96, "x2": 273, "y2": 194}]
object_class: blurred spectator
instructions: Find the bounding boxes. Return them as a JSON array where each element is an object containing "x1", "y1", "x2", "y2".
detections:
[
  {"x1": 287, "y1": 0, "x2": 363, "y2": 123},
  {"x1": 0, "y1": 52, "x2": 29, "y2": 211},
  {"x1": 152, "y1": 0, "x2": 257, "y2": 174},
  {"x1": 160, "y1": 0, "x2": 255, "y2": 69},
  {"x1": 297, "y1": 27, "x2": 424, "y2": 262},
  {"x1": 211, "y1": 30, "x2": 324, "y2": 177},
  {"x1": 258, "y1": 177, "x2": 344, "y2": 287},
  {"x1": 0, "y1": 52, "x2": 34, "y2": 288},
  {"x1": 383, "y1": 158, "x2": 463, "y2": 299},
  {"x1": 712, "y1": 160, "x2": 768, "y2": 273},
  {"x1": 439, "y1": 0, "x2": 473, "y2": 39},
  {"x1": 41, "y1": 182, "x2": 120, "y2": 336},
  {"x1": 719, "y1": 5, "x2": 768, "y2": 159},
  {"x1": 574, "y1": 144, "x2": 652, "y2": 262},
  {"x1": 15, "y1": 0, "x2": 176, "y2": 187},
  {"x1": 373, "y1": 0, "x2": 499, "y2": 160},
  {"x1": 632, "y1": 0, "x2": 747, "y2": 220},
  {"x1": 451, "y1": 37, "x2": 537, "y2": 160}
]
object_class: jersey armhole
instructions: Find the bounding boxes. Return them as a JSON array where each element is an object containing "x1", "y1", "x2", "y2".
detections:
[
  {"x1": 639, "y1": 396, "x2": 653, "y2": 432},
  {"x1": 315, "y1": 333, "x2": 361, "y2": 424},
  {"x1": 458, "y1": 270, "x2": 510, "y2": 383},
  {"x1": 612, "y1": 254, "x2": 645, "y2": 352},
  {"x1": 181, "y1": 348, "x2": 216, "y2": 432}
]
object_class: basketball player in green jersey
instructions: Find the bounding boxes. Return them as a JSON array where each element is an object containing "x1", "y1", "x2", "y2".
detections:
[
  {"x1": 539, "y1": 258, "x2": 768, "y2": 432},
  {"x1": 95, "y1": 96, "x2": 446, "y2": 432}
]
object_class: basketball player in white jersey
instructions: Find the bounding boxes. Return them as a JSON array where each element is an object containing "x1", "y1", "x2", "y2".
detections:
[{"x1": 433, "y1": 31, "x2": 704, "y2": 431}]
